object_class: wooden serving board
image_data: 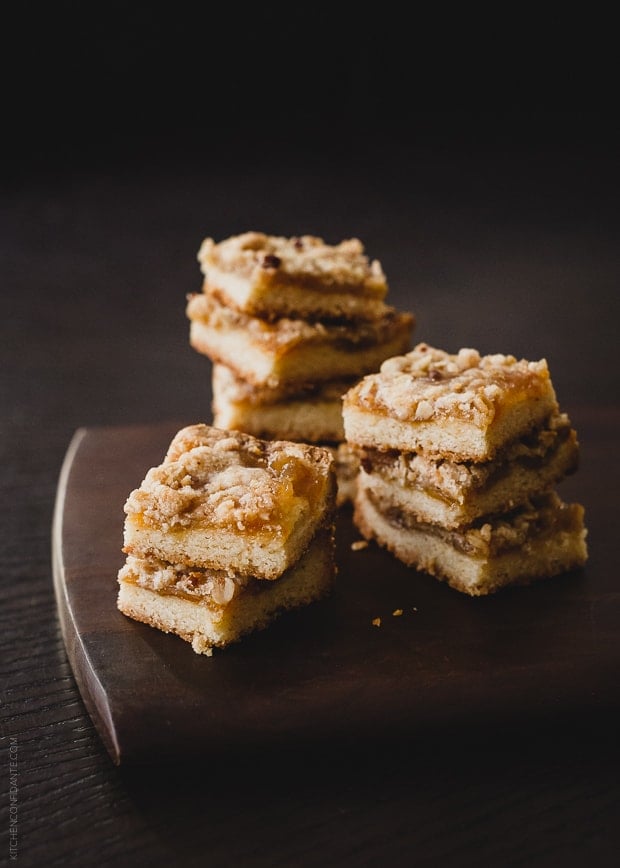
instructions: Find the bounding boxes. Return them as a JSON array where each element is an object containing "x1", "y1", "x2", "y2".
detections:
[{"x1": 52, "y1": 411, "x2": 620, "y2": 765}]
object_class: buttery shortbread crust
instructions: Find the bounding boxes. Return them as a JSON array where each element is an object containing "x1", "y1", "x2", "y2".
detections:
[
  {"x1": 197, "y1": 231, "x2": 389, "y2": 321},
  {"x1": 117, "y1": 528, "x2": 335, "y2": 655},
  {"x1": 343, "y1": 343, "x2": 558, "y2": 462},
  {"x1": 213, "y1": 394, "x2": 345, "y2": 444},
  {"x1": 122, "y1": 424, "x2": 336, "y2": 580},
  {"x1": 187, "y1": 292, "x2": 414, "y2": 388},
  {"x1": 354, "y1": 488, "x2": 588, "y2": 596}
]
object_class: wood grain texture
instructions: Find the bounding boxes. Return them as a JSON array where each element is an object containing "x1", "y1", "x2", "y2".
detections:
[{"x1": 51, "y1": 411, "x2": 620, "y2": 769}]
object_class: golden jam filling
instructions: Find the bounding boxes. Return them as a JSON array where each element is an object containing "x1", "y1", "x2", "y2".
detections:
[{"x1": 347, "y1": 343, "x2": 555, "y2": 426}]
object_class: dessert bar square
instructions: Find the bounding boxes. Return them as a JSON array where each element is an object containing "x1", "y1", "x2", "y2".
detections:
[
  {"x1": 357, "y1": 412, "x2": 579, "y2": 529},
  {"x1": 187, "y1": 292, "x2": 414, "y2": 388},
  {"x1": 354, "y1": 489, "x2": 588, "y2": 596},
  {"x1": 343, "y1": 343, "x2": 559, "y2": 462},
  {"x1": 197, "y1": 232, "x2": 389, "y2": 322},
  {"x1": 212, "y1": 364, "x2": 353, "y2": 443},
  {"x1": 117, "y1": 528, "x2": 335, "y2": 655},
  {"x1": 122, "y1": 424, "x2": 336, "y2": 580}
]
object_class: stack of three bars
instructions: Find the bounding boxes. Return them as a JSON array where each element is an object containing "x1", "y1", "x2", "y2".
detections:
[
  {"x1": 343, "y1": 343, "x2": 588, "y2": 595},
  {"x1": 186, "y1": 232, "x2": 415, "y2": 503}
]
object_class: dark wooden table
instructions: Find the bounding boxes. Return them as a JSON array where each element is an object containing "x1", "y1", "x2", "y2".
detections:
[{"x1": 3, "y1": 107, "x2": 620, "y2": 866}]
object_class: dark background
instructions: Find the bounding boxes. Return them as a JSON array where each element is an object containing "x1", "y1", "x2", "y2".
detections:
[
  {"x1": 2, "y1": 7, "x2": 620, "y2": 867},
  {"x1": 4, "y1": 6, "x2": 619, "y2": 174},
  {"x1": 5, "y1": 6, "x2": 619, "y2": 411}
]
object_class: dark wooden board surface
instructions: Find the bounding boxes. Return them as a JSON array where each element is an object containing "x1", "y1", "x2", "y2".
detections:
[{"x1": 52, "y1": 409, "x2": 619, "y2": 766}]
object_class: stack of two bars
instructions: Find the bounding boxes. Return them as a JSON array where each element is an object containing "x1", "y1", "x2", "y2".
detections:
[
  {"x1": 343, "y1": 343, "x2": 588, "y2": 595},
  {"x1": 186, "y1": 232, "x2": 415, "y2": 502},
  {"x1": 117, "y1": 424, "x2": 337, "y2": 655}
]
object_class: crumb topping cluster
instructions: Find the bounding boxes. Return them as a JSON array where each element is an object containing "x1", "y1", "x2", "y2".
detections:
[
  {"x1": 349, "y1": 343, "x2": 554, "y2": 425},
  {"x1": 380, "y1": 491, "x2": 578, "y2": 557},
  {"x1": 119, "y1": 555, "x2": 244, "y2": 605},
  {"x1": 361, "y1": 412, "x2": 573, "y2": 497},
  {"x1": 125, "y1": 425, "x2": 330, "y2": 534},
  {"x1": 213, "y1": 363, "x2": 356, "y2": 405},
  {"x1": 197, "y1": 231, "x2": 387, "y2": 291},
  {"x1": 187, "y1": 293, "x2": 407, "y2": 350},
  {"x1": 466, "y1": 492, "x2": 576, "y2": 556}
]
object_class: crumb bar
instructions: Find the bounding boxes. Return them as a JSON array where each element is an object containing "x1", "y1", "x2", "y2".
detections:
[
  {"x1": 212, "y1": 364, "x2": 352, "y2": 443},
  {"x1": 122, "y1": 424, "x2": 336, "y2": 580},
  {"x1": 343, "y1": 343, "x2": 559, "y2": 462},
  {"x1": 117, "y1": 528, "x2": 335, "y2": 655},
  {"x1": 357, "y1": 412, "x2": 579, "y2": 528},
  {"x1": 197, "y1": 231, "x2": 389, "y2": 321},
  {"x1": 354, "y1": 489, "x2": 588, "y2": 596},
  {"x1": 187, "y1": 292, "x2": 414, "y2": 388}
]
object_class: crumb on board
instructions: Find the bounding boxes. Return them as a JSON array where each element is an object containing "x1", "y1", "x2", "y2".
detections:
[
  {"x1": 351, "y1": 539, "x2": 369, "y2": 551},
  {"x1": 371, "y1": 608, "x2": 419, "y2": 627}
]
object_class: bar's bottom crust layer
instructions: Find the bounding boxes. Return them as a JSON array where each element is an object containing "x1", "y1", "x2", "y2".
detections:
[
  {"x1": 212, "y1": 364, "x2": 353, "y2": 442},
  {"x1": 353, "y1": 490, "x2": 587, "y2": 596},
  {"x1": 117, "y1": 529, "x2": 335, "y2": 655},
  {"x1": 213, "y1": 393, "x2": 346, "y2": 444}
]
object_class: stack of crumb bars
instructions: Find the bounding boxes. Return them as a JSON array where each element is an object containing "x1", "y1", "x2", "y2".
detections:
[
  {"x1": 117, "y1": 232, "x2": 589, "y2": 656},
  {"x1": 343, "y1": 343, "x2": 588, "y2": 595},
  {"x1": 186, "y1": 232, "x2": 414, "y2": 503}
]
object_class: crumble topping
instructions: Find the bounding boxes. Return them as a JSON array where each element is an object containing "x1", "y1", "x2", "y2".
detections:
[
  {"x1": 119, "y1": 555, "x2": 245, "y2": 606},
  {"x1": 197, "y1": 231, "x2": 387, "y2": 293},
  {"x1": 376, "y1": 491, "x2": 582, "y2": 557},
  {"x1": 349, "y1": 343, "x2": 556, "y2": 425},
  {"x1": 212, "y1": 363, "x2": 356, "y2": 406},
  {"x1": 125, "y1": 425, "x2": 332, "y2": 535},
  {"x1": 187, "y1": 292, "x2": 412, "y2": 351},
  {"x1": 359, "y1": 413, "x2": 576, "y2": 499}
]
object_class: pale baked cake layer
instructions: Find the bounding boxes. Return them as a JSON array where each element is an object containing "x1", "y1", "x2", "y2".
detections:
[
  {"x1": 117, "y1": 528, "x2": 336, "y2": 655},
  {"x1": 187, "y1": 292, "x2": 414, "y2": 388},
  {"x1": 197, "y1": 231, "x2": 389, "y2": 321},
  {"x1": 213, "y1": 393, "x2": 346, "y2": 444},
  {"x1": 122, "y1": 424, "x2": 336, "y2": 580},
  {"x1": 353, "y1": 489, "x2": 588, "y2": 596},
  {"x1": 357, "y1": 413, "x2": 579, "y2": 528},
  {"x1": 343, "y1": 343, "x2": 558, "y2": 461}
]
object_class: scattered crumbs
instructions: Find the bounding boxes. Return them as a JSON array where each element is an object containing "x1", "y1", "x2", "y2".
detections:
[
  {"x1": 371, "y1": 609, "x2": 418, "y2": 627},
  {"x1": 351, "y1": 539, "x2": 369, "y2": 551},
  {"x1": 206, "y1": 648, "x2": 213, "y2": 657}
]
